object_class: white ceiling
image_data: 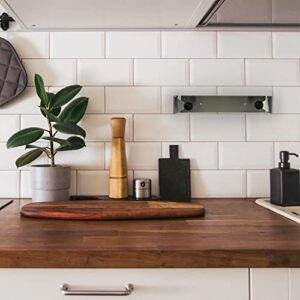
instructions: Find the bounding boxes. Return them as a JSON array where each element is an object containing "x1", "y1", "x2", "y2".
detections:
[{"x1": 0, "y1": 0, "x2": 215, "y2": 30}]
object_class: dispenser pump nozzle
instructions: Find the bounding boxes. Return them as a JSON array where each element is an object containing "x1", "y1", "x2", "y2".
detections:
[{"x1": 279, "y1": 151, "x2": 299, "y2": 168}]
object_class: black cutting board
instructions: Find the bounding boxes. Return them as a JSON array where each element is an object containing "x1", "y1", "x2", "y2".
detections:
[{"x1": 159, "y1": 145, "x2": 191, "y2": 202}]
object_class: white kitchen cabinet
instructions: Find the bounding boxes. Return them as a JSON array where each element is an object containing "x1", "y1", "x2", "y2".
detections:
[
  {"x1": 0, "y1": 269, "x2": 249, "y2": 300},
  {"x1": 250, "y1": 268, "x2": 289, "y2": 300},
  {"x1": 290, "y1": 268, "x2": 300, "y2": 300}
]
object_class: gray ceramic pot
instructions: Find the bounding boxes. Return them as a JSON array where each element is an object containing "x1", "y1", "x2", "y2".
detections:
[{"x1": 31, "y1": 165, "x2": 71, "y2": 202}]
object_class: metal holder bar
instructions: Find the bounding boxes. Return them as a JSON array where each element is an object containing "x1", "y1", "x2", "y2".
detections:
[
  {"x1": 173, "y1": 95, "x2": 272, "y2": 113},
  {"x1": 60, "y1": 283, "x2": 134, "y2": 296}
]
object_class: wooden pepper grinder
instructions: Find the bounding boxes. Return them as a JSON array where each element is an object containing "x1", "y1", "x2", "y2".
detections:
[{"x1": 109, "y1": 118, "x2": 128, "y2": 199}]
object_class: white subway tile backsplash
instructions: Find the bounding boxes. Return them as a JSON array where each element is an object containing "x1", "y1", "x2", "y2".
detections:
[
  {"x1": 247, "y1": 170, "x2": 270, "y2": 198},
  {"x1": 274, "y1": 143, "x2": 300, "y2": 169},
  {"x1": 217, "y1": 32, "x2": 272, "y2": 58},
  {"x1": 106, "y1": 32, "x2": 160, "y2": 58},
  {"x1": 0, "y1": 144, "x2": 23, "y2": 169},
  {"x1": 162, "y1": 142, "x2": 218, "y2": 170},
  {"x1": 219, "y1": 142, "x2": 274, "y2": 169},
  {"x1": 105, "y1": 142, "x2": 161, "y2": 170},
  {"x1": 0, "y1": 171, "x2": 19, "y2": 198},
  {"x1": 50, "y1": 32, "x2": 104, "y2": 58},
  {"x1": 80, "y1": 114, "x2": 133, "y2": 142},
  {"x1": 106, "y1": 87, "x2": 160, "y2": 113},
  {"x1": 134, "y1": 114, "x2": 189, "y2": 141},
  {"x1": 246, "y1": 59, "x2": 300, "y2": 86},
  {"x1": 218, "y1": 86, "x2": 273, "y2": 96},
  {"x1": 23, "y1": 59, "x2": 76, "y2": 86},
  {"x1": 191, "y1": 170, "x2": 246, "y2": 198},
  {"x1": 162, "y1": 32, "x2": 216, "y2": 58},
  {"x1": 190, "y1": 114, "x2": 246, "y2": 141},
  {"x1": 134, "y1": 59, "x2": 189, "y2": 86},
  {"x1": 190, "y1": 59, "x2": 244, "y2": 86},
  {"x1": 273, "y1": 87, "x2": 300, "y2": 114},
  {"x1": 134, "y1": 170, "x2": 159, "y2": 196},
  {"x1": 273, "y1": 32, "x2": 300, "y2": 58},
  {"x1": 6, "y1": 32, "x2": 49, "y2": 58},
  {"x1": 0, "y1": 115, "x2": 19, "y2": 141},
  {"x1": 77, "y1": 170, "x2": 133, "y2": 195},
  {"x1": 78, "y1": 59, "x2": 133, "y2": 86},
  {"x1": 247, "y1": 114, "x2": 300, "y2": 141},
  {"x1": 162, "y1": 86, "x2": 217, "y2": 113}
]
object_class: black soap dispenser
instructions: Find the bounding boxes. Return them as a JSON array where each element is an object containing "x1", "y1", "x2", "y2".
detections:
[{"x1": 270, "y1": 151, "x2": 300, "y2": 206}]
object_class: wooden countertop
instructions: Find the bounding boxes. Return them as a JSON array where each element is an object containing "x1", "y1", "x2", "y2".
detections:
[{"x1": 0, "y1": 198, "x2": 300, "y2": 268}]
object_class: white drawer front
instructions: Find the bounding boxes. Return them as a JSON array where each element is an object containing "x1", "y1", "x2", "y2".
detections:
[{"x1": 0, "y1": 269, "x2": 249, "y2": 300}]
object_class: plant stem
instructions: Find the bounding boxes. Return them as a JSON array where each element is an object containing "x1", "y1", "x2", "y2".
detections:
[{"x1": 48, "y1": 119, "x2": 55, "y2": 167}]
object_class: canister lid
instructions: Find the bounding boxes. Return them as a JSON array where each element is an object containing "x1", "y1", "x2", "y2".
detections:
[{"x1": 133, "y1": 178, "x2": 151, "y2": 190}]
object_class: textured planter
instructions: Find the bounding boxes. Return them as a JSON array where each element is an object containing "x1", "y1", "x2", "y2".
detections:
[{"x1": 31, "y1": 165, "x2": 71, "y2": 202}]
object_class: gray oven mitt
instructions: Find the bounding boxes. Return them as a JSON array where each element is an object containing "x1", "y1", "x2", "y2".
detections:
[{"x1": 0, "y1": 37, "x2": 27, "y2": 106}]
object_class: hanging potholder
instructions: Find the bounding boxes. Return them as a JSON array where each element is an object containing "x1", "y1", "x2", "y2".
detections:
[{"x1": 0, "y1": 37, "x2": 27, "y2": 106}]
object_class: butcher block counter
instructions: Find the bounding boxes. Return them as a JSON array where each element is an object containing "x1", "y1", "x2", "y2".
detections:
[{"x1": 0, "y1": 198, "x2": 300, "y2": 268}]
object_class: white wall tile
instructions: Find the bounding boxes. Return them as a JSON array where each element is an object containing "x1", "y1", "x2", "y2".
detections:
[
  {"x1": 80, "y1": 114, "x2": 133, "y2": 142},
  {"x1": 56, "y1": 143, "x2": 104, "y2": 170},
  {"x1": 134, "y1": 114, "x2": 189, "y2": 141},
  {"x1": 23, "y1": 59, "x2": 76, "y2": 86},
  {"x1": 50, "y1": 32, "x2": 104, "y2": 58},
  {"x1": 105, "y1": 142, "x2": 161, "y2": 170},
  {"x1": 106, "y1": 32, "x2": 160, "y2": 58},
  {"x1": 274, "y1": 142, "x2": 300, "y2": 169},
  {"x1": 190, "y1": 59, "x2": 244, "y2": 86},
  {"x1": 247, "y1": 114, "x2": 300, "y2": 141},
  {"x1": 0, "y1": 171, "x2": 19, "y2": 197},
  {"x1": 21, "y1": 170, "x2": 77, "y2": 198},
  {"x1": 6, "y1": 32, "x2": 49, "y2": 58},
  {"x1": 78, "y1": 59, "x2": 133, "y2": 86},
  {"x1": 217, "y1": 32, "x2": 272, "y2": 58},
  {"x1": 0, "y1": 88, "x2": 40, "y2": 114},
  {"x1": 247, "y1": 170, "x2": 270, "y2": 198},
  {"x1": 106, "y1": 87, "x2": 160, "y2": 113},
  {"x1": 49, "y1": 86, "x2": 105, "y2": 114},
  {"x1": 134, "y1": 170, "x2": 159, "y2": 196},
  {"x1": 77, "y1": 170, "x2": 133, "y2": 195},
  {"x1": 219, "y1": 142, "x2": 274, "y2": 169},
  {"x1": 191, "y1": 170, "x2": 246, "y2": 197},
  {"x1": 0, "y1": 143, "x2": 23, "y2": 169},
  {"x1": 246, "y1": 59, "x2": 300, "y2": 86},
  {"x1": 273, "y1": 32, "x2": 300, "y2": 58},
  {"x1": 162, "y1": 32, "x2": 216, "y2": 58},
  {"x1": 273, "y1": 87, "x2": 300, "y2": 114},
  {"x1": 191, "y1": 114, "x2": 245, "y2": 141},
  {"x1": 0, "y1": 115, "x2": 19, "y2": 141},
  {"x1": 162, "y1": 86, "x2": 217, "y2": 113},
  {"x1": 218, "y1": 86, "x2": 272, "y2": 96},
  {"x1": 250, "y1": 268, "x2": 289, "y2": 300},
  {"x1": 134, "y1": 59, "x2": 189, "y2": 86},
  {"x1": 162, "y1": 142, "x2": 218, "y2": 170}
]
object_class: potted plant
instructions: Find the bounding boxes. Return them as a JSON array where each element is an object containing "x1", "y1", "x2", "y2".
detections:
[{"x1": 6, "y1": 74, "x2": 89, "y2": 202}]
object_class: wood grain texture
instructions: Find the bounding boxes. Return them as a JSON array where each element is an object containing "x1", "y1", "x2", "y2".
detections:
[
  {"x1": 1, "y1": 199, "x2": 300, "y2": 268},
  {"x1": 20, "y1": 200, "x2": 205, "y2": 220},
  {"x1": 109, "y1": 118, "x2": 128, "y2": 199}
]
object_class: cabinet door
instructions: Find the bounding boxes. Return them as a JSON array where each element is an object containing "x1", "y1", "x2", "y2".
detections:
[
  {"x1": 250, "y1": 268, "x2": 289, "y2": 300},
  {"x1": 0, "y1": 268, "x2": 249, "y2": 300},
  {"x1": 290, "y1": 268, "x2": 300, "y2": 300}
]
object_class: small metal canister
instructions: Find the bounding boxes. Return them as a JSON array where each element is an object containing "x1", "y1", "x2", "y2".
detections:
[{"x1": 133, "y1": 178, "x2": 151, "y2": 200}]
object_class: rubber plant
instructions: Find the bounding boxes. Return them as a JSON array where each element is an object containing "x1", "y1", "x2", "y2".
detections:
[{"x1": 6, "y1": 74, "x2": 89, "y2": 167}]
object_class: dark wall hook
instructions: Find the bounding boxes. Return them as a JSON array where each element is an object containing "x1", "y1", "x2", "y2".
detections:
[{"x1": 0, "y1": 13, "x2": 14, "y2": 31}]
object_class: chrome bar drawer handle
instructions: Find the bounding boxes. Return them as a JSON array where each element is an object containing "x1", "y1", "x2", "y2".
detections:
[{"x1": 60, "y1": 283, "x2": 134, "y2": 296}]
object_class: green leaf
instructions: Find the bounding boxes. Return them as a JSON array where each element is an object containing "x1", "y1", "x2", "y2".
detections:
[
  {"x1": 34, "y1": 74, "x2": 48, "y2": 107},
  {"x1": 53, "y1": 122, "x2": 86, "y2": 138},
  {"x1": 25, "y1": 145, "x2": 51, "y2": 156},
  {"x1": 59, "y1": 97, "x2": 89, "y2": 124},
  {"x1": 7, "y1": 128, "x2": 44, "y2": 149},
  {"x1": 52, "y1": 85, "x2": 82, "y2": 109},
  {"x1": 16, "y1": 149, "x2": 43, "y2": 168},
  {"x1": 42, "y1": 136, "x2": 72, "y2": 146},
  {"x1": 40, "y1": 106, "x2": 59, "y2": 122},
  {"x1": 57, "y1": 136, "x2": 86, "y2": 151}
]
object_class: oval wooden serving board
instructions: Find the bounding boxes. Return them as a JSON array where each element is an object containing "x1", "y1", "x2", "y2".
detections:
[{"x1": 21, "y1": 200, "x2": 205, "y2": 220}]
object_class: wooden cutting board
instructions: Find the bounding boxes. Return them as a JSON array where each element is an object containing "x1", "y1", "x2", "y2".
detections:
[{"x1": 21, "y1": 200, "x2": 204, "y2": 220}]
